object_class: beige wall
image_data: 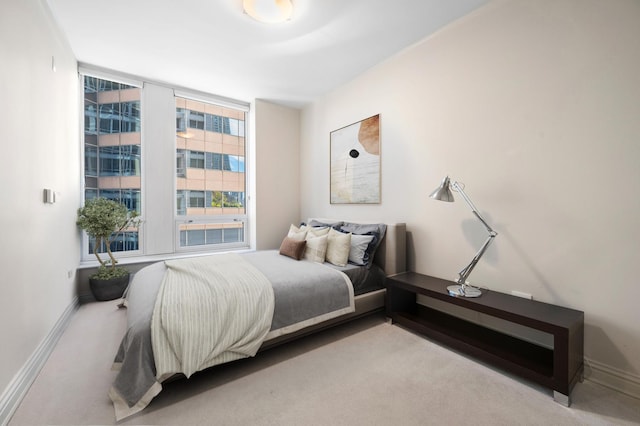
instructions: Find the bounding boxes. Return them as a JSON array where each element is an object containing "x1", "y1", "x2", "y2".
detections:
[
  {"x1": 254, "y1": 100, "x2": 301, "y2": 250},
  {"x1": 300, "y1": 0, "x2": 640, "y2": 397},
  {"x1": 0, "y1": 0, "x2": 80, "y2": 406},
  {"x1": 3, "y1": 0, "x2": 639, "y2": 409}
]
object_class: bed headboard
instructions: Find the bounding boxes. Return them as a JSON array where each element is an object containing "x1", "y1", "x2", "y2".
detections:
[
  {"x1": 375, "y1": 223, "x2": 407, "y2": 276},
  {"x1": 306, "y1": 218, "x2": 406, "y2": 276}
]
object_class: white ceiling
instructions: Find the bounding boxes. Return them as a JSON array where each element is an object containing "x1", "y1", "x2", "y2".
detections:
[{"x1": 47, "y1": 0, "x2": 488, "y2": 108}]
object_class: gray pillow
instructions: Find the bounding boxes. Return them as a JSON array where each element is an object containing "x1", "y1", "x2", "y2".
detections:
[
  {"x1": 307, "y1": 219, "x2": 343, "y2": 229},
  {"x1": 340, "y1": 222, "x2": 387, "y2": 268},
  {"x1": 348, "y1": 234, "x2": 375, "y2": 266}
]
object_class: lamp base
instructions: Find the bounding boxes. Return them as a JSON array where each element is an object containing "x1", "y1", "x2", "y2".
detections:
[{"x1": 447, "y1": 284, "x2": 482, "y2": 298}]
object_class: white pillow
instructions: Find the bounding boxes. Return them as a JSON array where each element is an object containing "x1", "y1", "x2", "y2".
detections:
[
  {"x1": 287, "y1": 224, "x2": 307, "y2": 241},
  {"x1": 326, "y1": 229, "x2": 351, "y2": 267},
  {"x1": 349, "y1": 234, "x2": 375, "y2": 265},
  {"x1": 303, "y1": 234, "x2": 328, "y2": 263}
]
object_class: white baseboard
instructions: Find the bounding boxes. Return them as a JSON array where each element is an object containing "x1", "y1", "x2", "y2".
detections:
[
  {"x1": 584, "y1": 357, "x2": 640, "y2": 400},
  {"x1": 0, "y1": 298, "x2": 79, "y2": 426}
]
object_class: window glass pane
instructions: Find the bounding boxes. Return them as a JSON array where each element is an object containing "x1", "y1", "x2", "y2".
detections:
[
  {"x1": 121, "y1": 101, "x2": 140, "y2": 133},
  {"x1": 226, "y1": 155, "x2": 244, "y2": 172},
  {"x1": 238, "y1": 120, "x2": 245, "y2": 137},
  {"x1": 85, "y1": 189, "x2": 98, "y2": 200},
  {"x1": 222, "y1": 154, "x2": 231, "y2": 171},
  {"x1": 211, "y1": 191, "x2": 222, "y2": 207},
  {"x1": 181, "y1": 229, "x2": 205, "y2": 246},
  {"x1": 85, "y1": 176, "x2": 98, "y2": 189},
  {"x1": 83, "y1": 75, "x2": 141, "y2": 257},
  {"x1": 99, "y1": 146, "x2": 121, "y2": 176},
  {"x1": 176, "y1": 150, "x2": 186, "y2": 177},
  {"x1": 224, "y1": 227, "x2": 242, "y2": 243},
  {"x1": 99, "y1": 189, "x2": 121, "y2": 202},
  {"x1": 206, "y1": 228, "x2": 223, "y2": 244},
  {"x1": 178, "y1": 223, "x2": 244, "y2": 247},
  {"x1": 211, "y1": 115, "x2": 223, "y2": 133},
  {"x1": 90, "y1": 232, "x2": 139, "y2": 254},
  {"x1": 85, "y1": 144, "x2": 97, "y2": 176},
  {"x1": 188, "y1": 110, "x2": 205, "y2": 129},
  {"x1": 121, "y1": 189, "x2": 141, "y2": 213},
  {"x1": 121, "y1": 145, "x2": 141, "y2": 176},
  {"x1": 222, "y1": 117, "x2": 231, "y2": 135},
  {"x1": 188, "y1": 190, "x2": 205, "y2": 208},
  {"x1": 176, "y1": 108, "x2": 187, "y2": 132},
  {"x1": 205, "y1": 114, "x2": 214, "y2": 132},
  {"x1": 175, "y1": 96, "x2": 247, "y2": 249},
  {"x1": 84, "y1": 100, "x2": 98, "y2": 134},
  {"x1": 176, "y1": 190, "x2": 186, "y2": 215},
  {"x1": 84, "y1": 76, "x2": 98, "y2": 93},
  {"x1": 212, "y1": 153, "x2": 222, "y2": 170},
  {"x1": 223, "y1": 191, "x2": 244, "y2": 208},
  {"x1": 188, "y1": 151, "x2": 205, "y2": 169},
  {"x1": 205, "y1": 152, "x2": 214, "y2": 170},
  {"x1": 99, "y1": 103, "x2": 121, "y2": 134}
]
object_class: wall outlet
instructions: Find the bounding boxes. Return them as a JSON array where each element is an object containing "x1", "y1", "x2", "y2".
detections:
[
  {"x1": 511, "y1": 290, "x2": 532, "y2": 300},
  {"x1": 67, "y1": 270, "x2": 73, "y2": 279}
]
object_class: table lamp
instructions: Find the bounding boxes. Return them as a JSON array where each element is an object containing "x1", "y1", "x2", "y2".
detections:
[{"x1": 429, "y1": 176, "x2": 498, "y2": 297}]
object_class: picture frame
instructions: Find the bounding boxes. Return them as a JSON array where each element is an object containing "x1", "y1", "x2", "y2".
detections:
[{"x1": 330, "y1": 114, "x2": 380, "y2": 204}]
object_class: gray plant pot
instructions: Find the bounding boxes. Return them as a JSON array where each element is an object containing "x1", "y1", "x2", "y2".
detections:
[{"x1": 89, "y1": 273, "x2": 130, "y2": 301}]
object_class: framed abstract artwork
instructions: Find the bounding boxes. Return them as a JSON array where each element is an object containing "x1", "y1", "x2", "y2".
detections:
[{"x1": 330, "y1": 114, "x2": 380, "y2": 204}]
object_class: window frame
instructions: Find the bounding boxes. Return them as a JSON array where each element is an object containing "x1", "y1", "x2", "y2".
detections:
[
  {"x1": 80, "y1": 69, "x2": 144, "y2": 263},
  {"x1": 79, "y1": 66, "x2": 252, "y2": 264},
  {"x1": 173, "y1": 91, "x2": 249, "y2": 253}
]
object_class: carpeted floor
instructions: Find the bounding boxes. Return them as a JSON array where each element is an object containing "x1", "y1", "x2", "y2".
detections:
[{"x1": 9, "y1": 301, "x2": 640, "y2": 425}]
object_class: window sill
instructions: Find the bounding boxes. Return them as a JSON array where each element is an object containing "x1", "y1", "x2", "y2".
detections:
[{"x1": 78, "y1": 246, "x2": 254, "y2": 270}]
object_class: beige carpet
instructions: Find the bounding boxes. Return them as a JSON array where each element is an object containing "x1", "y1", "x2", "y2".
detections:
[{"x1": 9, "y1": 301, "x2": 640, "y2": 425}]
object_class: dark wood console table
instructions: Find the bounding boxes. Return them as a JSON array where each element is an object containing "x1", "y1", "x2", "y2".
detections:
[{"x1": 386, "y1": 272, "x2": 584, "y2": 405}]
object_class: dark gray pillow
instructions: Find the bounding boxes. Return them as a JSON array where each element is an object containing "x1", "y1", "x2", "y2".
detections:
[
  {"x1": 339, "y1": 222, "x2": 387, "y2": 268},
  {"x1": 307, "y1": 219, "x2": 343, "y2": 229}
]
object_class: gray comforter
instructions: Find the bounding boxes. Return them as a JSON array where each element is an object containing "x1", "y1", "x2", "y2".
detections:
[{"x1": 109, "y1": 250, "x2": 354, "y2": 421}]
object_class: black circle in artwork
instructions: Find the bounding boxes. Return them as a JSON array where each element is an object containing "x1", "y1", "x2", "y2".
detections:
[{"x1": 349, "y1": 149, "x2": 360, "y2": 158}]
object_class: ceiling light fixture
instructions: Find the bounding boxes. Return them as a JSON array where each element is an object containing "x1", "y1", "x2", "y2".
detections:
[{"x1": 243, "y1": 0, "x2": 293, "y2": 24}]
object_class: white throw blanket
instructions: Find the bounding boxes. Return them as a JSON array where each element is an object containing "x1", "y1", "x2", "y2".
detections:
[{"x1": 151, "y1": 253, "x2": 275, "y2": 381}]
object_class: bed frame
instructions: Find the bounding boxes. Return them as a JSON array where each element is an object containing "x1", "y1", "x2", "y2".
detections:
[
  {"x1": 261, "y1": 222, "x2": 406, "y2": 350},
  {"x1": 110, "y1": 221, "x2": 407, "y2": 420}
]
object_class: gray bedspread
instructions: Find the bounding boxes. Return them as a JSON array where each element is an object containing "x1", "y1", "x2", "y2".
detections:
[{"x1": 109, "y1": 250, "x2": 354, "y2": 421}]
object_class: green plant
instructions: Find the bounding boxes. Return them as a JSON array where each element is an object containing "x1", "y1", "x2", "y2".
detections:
[
  {"x1": 76, "y1": 197, "x2": 141, "y2": 279},
  {"x1": 92, "y1": 265, "x2": 130, "y2": 280}
]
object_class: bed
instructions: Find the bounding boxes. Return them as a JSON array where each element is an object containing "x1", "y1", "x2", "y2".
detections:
[{"x1": 109, "y1": 220, "x2": 406, "y2": 421}]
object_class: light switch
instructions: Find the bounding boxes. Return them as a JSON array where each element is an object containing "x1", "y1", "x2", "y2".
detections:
[{"x1": 43, "y1": 188, "x2": 56, "y2": 204}]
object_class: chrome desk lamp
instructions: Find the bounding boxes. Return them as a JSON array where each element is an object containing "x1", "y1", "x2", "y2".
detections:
[{"x1": 429, "y1": 176, "x2": 498, "y2": 297}]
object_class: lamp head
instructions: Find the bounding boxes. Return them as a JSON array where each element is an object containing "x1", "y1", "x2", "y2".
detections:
[{"x1": 429, "y1": 176, "x2": 455, "y2": 202}]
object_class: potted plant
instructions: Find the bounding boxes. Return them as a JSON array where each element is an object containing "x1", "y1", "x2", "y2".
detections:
[{"x1": 76, "y1": 197, "x2": 141, "y2": 301}]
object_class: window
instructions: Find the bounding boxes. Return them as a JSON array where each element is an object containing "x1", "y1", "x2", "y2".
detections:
[
  {"x1": 175, "y1": 96, "x2": 247, "y2": 250},
  {"x1": 83, "y1": 75, "x2": 141, "y2": 259},
  {"x1": 188, "y1": 151, "x2": 205, "y2": 169},
  {"x1": 81, "y1": 69, "x2": 250, "y2": 262}
]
